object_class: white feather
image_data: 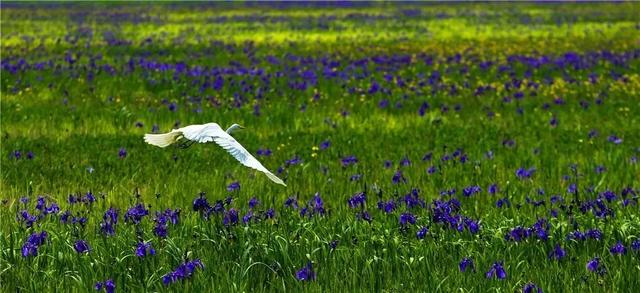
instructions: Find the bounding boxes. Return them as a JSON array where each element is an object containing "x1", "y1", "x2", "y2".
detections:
[{"x1": 144, "y1": 131, "x2": 181, "y2": 148}]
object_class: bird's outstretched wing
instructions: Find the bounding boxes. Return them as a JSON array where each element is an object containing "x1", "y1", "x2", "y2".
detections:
[
  {"x1": 173, "y1": 123, "x2": 286, "y2": 186},
  {"x1": 211, "y1": 135, "x2": 286, "y2": 186}
]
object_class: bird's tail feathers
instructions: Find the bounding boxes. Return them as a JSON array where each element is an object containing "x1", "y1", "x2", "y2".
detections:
[{"x1": 144, "y1": 132, "x2": 181, "y2": 148}]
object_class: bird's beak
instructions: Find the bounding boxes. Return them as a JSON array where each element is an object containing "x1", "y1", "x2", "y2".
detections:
[{"x1": 239, "y1": 125, "x2": 245, "y2": 129}]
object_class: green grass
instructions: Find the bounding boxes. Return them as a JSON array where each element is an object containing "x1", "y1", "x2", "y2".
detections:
[{"x1": 2, "y1": 2, "x2": 640, "y2": 292}]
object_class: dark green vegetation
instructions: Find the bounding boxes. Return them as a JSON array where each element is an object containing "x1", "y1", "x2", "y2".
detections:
[{"x1": 1, "y1": 2, "x2": 639, "y2": 292}]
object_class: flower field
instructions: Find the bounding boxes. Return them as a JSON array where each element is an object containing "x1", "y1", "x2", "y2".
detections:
[{"x1": 1, "y1": 2, "x2": 639, "y2": 292}]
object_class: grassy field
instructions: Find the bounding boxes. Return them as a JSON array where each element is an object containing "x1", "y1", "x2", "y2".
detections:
[{"x1": 1, "y1": 2, "x2": 640, "y2": 292}]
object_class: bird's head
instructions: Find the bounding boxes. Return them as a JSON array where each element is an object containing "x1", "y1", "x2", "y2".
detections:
[{"x1": 225, "y1": 123, "x2": 245, "y2": 134}]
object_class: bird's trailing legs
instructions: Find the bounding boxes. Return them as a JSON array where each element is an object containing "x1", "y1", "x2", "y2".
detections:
[{"x1": 177, "y1": 140, "x2": 196, "y2": 149}]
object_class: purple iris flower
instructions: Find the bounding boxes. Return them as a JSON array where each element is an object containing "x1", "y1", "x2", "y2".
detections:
[
  {"x1": 74, "y1": 240, "x2": 91, "y2": 254},
  {"x1": 124, "y1": 204, "x2": 148, "y2": 224},
  {"x1": 416, "y1": 227, "x2": 429, "y2": 239},
  {"x1": 399, "y1": 212, "x2": 416, "y2": 226},
  {"x1": 162, "y1": 259, "x2": 204, "y2": 286},
  {"x1": 609, "y1": 241, "x2": 626, "y2": 255},
  {"x1": 341, "y1": 155, "x2": 358, "y2": 167},
  {"x1": 223, "y1": 208, "x2": 239, "y2": 226},
  {"x1": 319, "y1": 140, "x2": 330, "y2": 150},
  {"x1": 392, "y1": 170, "x2": 406, "y2": 184},
  {"x1": 118, "y1": 147, "x2": 127, "y2": 158},
  {"x1": 136, "y1": 242, "x2": 156, "y2": 258},
  {"x1": 548, "y1": 244, "x2": 567, "y2": 261},
  {"x1": 488, "y1": 184, "x2": 498, "y2": 195},
  {"x1": 248, "y1": 197, "x2": 260, "y2": 209},
  {"x1": 227, "y1": 181, "x2": 240, "y2": 192},
  {"x1": 586, "y1": 257, "x2": 605, "y2": 275},
  {"x1": 21, "y1": 231, "x2": 48, "y2": 258},
  {"x1": 522, "y1": 282, "x2": 542, "y2": 293},
  {"x1": 347, "y1": 192, "x2": 366, "y2": 209},
  {"x1": 631, "y1": 239, "x2": 640, "y2": 251},
  {"x1": 485, "y1": 261, "x2": 507, "y2": 279},
  {"x1": 607, "y1": 135, "x2": 622, "y2": 144},
  {"x1": 459, "y1": 257, "x2": 475, "y2": 272},
  {"x1": 296, "y1": 262, "x2": 316, "y2": 281},
  {"x1": 95, "y1": 279, "x2": 115, "y2": 293},
  {"x1": 515, "y1": 167, "x2": 536, "y2": 179}
]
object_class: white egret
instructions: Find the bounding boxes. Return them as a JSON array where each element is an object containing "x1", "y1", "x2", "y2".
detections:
[{"x1": 144, "y1": 123, "x2": 286, "y2": 186}]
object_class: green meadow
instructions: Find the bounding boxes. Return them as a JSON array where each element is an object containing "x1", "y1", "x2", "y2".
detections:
[{"x1": 1, "y1": 2, "x2": 639, "y2": 292}]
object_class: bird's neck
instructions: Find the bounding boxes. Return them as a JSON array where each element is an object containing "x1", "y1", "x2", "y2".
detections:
[{"x1": 225, "y1": 125, "x2": 238, "y2": 134}]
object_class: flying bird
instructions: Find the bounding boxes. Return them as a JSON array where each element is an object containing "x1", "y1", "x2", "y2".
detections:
[{"x1": 144, "y1": 123, "x2": 286, "y2": 186}]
